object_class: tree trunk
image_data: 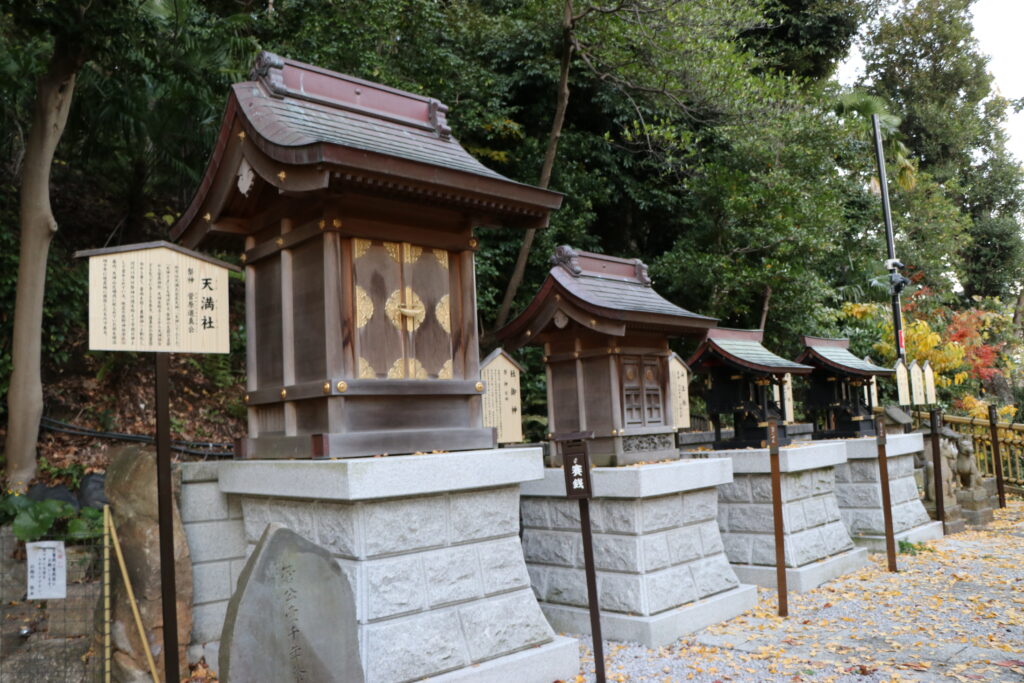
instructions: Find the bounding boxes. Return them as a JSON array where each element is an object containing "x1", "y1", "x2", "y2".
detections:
[
  {"x1": 5, "y1": 42, "x2": 82, "y2": 490},
  {"x1": 1014, "y1": 289, "x2": 1024, "y2": 329},
  {"x1": 758, "y1": 284, "x2": 772, "y2": 331},
  {"x1": 493, "y1": 0, "x2": 574, "y2": 331}
]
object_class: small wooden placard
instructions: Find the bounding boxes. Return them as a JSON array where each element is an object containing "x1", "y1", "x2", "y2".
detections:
[
  {"x1": 668, "y1": 353, "x2": 691, "y2": 429},
  {"x1": 894, "y1": 359, "x2": 910, "y2": 406},
  {"x1": 561, "y1": 439, "x2": 593, "y2": 500},
  {"x1": 923, "y1": 361, "x2": 936, "y2": 405},
  {"x1": 876, "y1": 418, "x2": 887, "y2": 445},
  {"x1": 76, "y1": 242, "x2": 236, "y2": 354},
  {"x1": 909, "y1": 360, "x2": 926, "y2": 406},
  {"x1": 480, "y1": 348, "x2": 524, "y2": 444}
]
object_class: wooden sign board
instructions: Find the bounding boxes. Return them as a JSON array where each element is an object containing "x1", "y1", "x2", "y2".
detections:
[
  {"x1": 78, "y1": 242, "x2": 235, "y2": 354},
  {"x1": 480, "y1": 348, "x2": 524, "y2": 444},
  {"x1": 894, "y1": 359, "x2": 910, "y2": 406},
  {"x1": 909, "y1": 360, "x2": 926, "y2": 406},
  {"x1": 668, "y1": 353, "x2": 691, "y2": 429},
  {"x1": 561, "y1": 439, "x2": 593, "y2": 499},
  {"x1": 771, "y1": 374, "x2": 794, "y2": 424},
  {"x1": 923, "y1": 361, "x2": 936, "y2": 405},
  {"x1": 864, "y1": 359, "x2": 879, "y2": 408}
]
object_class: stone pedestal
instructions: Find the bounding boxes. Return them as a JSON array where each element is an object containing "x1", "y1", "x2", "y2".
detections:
[
  {"x1": 208, "y1": 448, "x2": 578, "y2": 683},
  {"x1": 836, "y1": 433, "x2": 943, "y2": 551},
  {"x1": 687, "y1": 441, "x2": 868, "y2": 592},
  {"x1": 519, "y1": 459, "x2": 756, "y2": 646},
  {"x1": 957, "y1": 484, "x2": 995, "y2": 526}
]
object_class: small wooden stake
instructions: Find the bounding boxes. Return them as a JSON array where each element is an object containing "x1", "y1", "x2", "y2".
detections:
[
  {"x1": 875, "y1": 418, "x2": 898, "y2": 572},
  {"x1": 929, "y1": 409, "x2": 946, "y2": 534},
  {"x1": 768, "y1": 420, "x2": 788, "y2": 617},
  {"x1": 988, "y1": 405, "x2": 1007, "y2": 509}
]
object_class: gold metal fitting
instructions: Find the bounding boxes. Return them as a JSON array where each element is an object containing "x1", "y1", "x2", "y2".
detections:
[
  {"x1": 277, "y1": 170, "x2": 287, "y2": 181},
  {"x1": 468, "y1": 238, "x2": 478, "y2": 248},
  {"x1": 243, "y1": 394, "x2": 250, "y2": 403},
  {"x1": 323, "y1": 382, "x2": 331, "y2": 394},
  {"x1": 318, "y1": 219, "x2": 326, "y2": 229},
  {"x1": 203, "y1": 212, "x2": 212, "y2": 221},
  {"x1": 590, "y1": 319, "x2": 597, "y2": 326},
  {"x1": 275, "y1": 237, "x2": 284, "y2": 247},
  {"x1": 239, "y1": 253, "x2": 247, "y2": 263},
  {"x1": 573, "y1": 351, "x2": 580, "y2": 359},
  {"x1": 333, "y1": 218, "x2": 342, "y2": 228},
  {"x1": 525, "y1": 330, "x2": 532, "y2": 337},
  {"x1": 279, "y1": 388, "x2": 287, "y2": 399},
  {"x1": 611, "y1": 429, "x2": 618, "y2": 436},
  {"x1": 619, "y1": 429, "x2": 625, "y2": 436},
  {"x1": 614, "y1": 347, "x2": 621, "y2": 353},
  {"x1": 554, "y1": 294, "x2": 561, "y2": 301},
  {"x1": 475, "y1": 381, "x2": 485, "y2": 392},
  {"x1": 238, "y1": 131, "x2": 246, "y2": 140},
  {"x1": 336, "y1": 381, "x2": 348, "y2": 393}
]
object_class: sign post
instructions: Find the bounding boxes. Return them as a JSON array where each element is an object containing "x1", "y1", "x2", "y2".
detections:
[
  {"x1": 875, "y1": 417, "x2": 898, "y2": 572},
  {"x1": 76, "y1": 241, "x2": 237, "y2": 683},
  {"x1": 767, "y1": 420, "x2": 788, "y2": 617},
  {"x1": 557, "y1": 432, "x2": 604, "y2": 683},
  {"x1": 987, "y1": 405, "x2": 1007, "y2": 509}
]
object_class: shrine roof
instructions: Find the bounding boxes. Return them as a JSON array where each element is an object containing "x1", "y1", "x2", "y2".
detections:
[
  {"x1": 495, "y1": 246, "x2": 717, "y2": 347},
  {"x1": 795, "y1": 336, "x2": 894, "y2": 376},
  {"x1": 688, "y1": 328, "x2": 812, "y2": 375},
  {"x1": 172, "y1": 52, "x2": 563, "y2": 247}
]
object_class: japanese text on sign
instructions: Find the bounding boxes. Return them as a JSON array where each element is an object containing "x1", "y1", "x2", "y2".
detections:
[
  {"x1": 26, "y1": 541, "x2": 67, "y2": 600},
  {"x1": 561, "y1": 440, "x2": 593, "y2": 499},
  {"x1": 86, "y1": 246, "x2": 230, "y2": 354},
  {"x1": 481, "y1": 349, "x2": 524, "y2": 444}
]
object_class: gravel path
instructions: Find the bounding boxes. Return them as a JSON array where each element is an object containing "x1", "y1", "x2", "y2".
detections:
[{"x1": 569, "y1": 498, "x2": 1024, "y2": 682}]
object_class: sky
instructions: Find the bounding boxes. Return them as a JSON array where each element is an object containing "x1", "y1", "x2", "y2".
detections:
[{"x1": 838, "y1": 0, "x2": 1024, "y2": 162}]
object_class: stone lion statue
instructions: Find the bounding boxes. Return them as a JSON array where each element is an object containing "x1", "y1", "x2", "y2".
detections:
[{"x1": 954, "y1": 433, "x2": 983, "y2": 492}]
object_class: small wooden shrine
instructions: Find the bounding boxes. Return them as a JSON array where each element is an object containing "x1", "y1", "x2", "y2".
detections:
[
  {"x1": 795, "y1": 336, "x2": 894, "y2": 438},
  {"x1": 171, "y1": 52, "x2": 562, "y2": 458},
  {"x1": 495, "y1": 246, "x2": 717, "y2": 465},
  {"x1": 688, "y1": 328, "x2": 811, "y2": 449}
]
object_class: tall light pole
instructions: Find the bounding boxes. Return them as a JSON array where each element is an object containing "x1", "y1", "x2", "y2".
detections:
[{"x1": 871, "y1": 114, "x2": 909, "y2": 362}]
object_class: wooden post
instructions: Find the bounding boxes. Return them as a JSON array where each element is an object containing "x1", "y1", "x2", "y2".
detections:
[
  {"x1": 768, "y1": 420, "x2": 788, "y2": 617},
  {"x1": 558, "y1": 433, "x2": 605, "y2": 683},
  {"x1": 875, "y1": 417, "x2": 898, "y2": 572},
  {"x1": 156, "y1": 352, "x2": 179, "y2": 683},
  {"x1": 929, "y1": 409, "x2": 946, "y2": 534},
  {"x1": 988, "y1": 405, "x2": 1007, "y2": 509}
]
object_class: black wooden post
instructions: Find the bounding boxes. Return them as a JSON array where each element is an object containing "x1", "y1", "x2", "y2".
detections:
[
  {"x1": 558, "y1": 433, "x2": 604, "y2": 683},
  {"x1": 767, "y1": 420, "x2": 788, "y2": 617},
  {"x1": 872, "y1": 114, "x2": 907, "y2": 364},
  {"x1": 875, "y1": 417, "x2": 898, "y2": 572},
  {"x1": 156, "y1": 352, "x2": 179, "y2": 683},
  {"x1": 929, "y1": 409, "x2": 946, "y2": 534},
  {"x1": 987, "y1": 405, "x2": 1007, "y2": 509}
]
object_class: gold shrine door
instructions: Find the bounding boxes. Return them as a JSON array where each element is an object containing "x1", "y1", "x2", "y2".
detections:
[{"x1": 352, "y1": 239, "x2": 454, "y2": 380}]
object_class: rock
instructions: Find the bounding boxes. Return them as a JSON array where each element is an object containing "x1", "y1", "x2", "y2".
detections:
[
  {"x1": 220, "y1": 524, "x2": 364, "y2": 683},
  {"x1": 78, "y1": 473, "x2": 109, "y2": 509},
  {"x1": 104, "y1": 445, "x2": 193, "y2": 681},
  {"x1": 27, "y1": 483, "x2": 79, "y2": 511}
]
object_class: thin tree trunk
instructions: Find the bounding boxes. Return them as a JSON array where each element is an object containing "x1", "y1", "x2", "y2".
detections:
[
  {"x1": 758, "y1": 284, "x2": 772, "y2": 330},
  {"x1": 493, "y1": 0, "x2": 574, "y2": 331},
  {"x1": 1014, "y1": 289, "x2": 1024, "y2": 328},
  {"x1": 5, "y1": 42, "x2": 81, "y2": 490}
]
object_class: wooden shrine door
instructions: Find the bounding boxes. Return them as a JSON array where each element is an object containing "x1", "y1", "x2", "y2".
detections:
[{"x1": 352, "y1": 239, "x2": 454, "y2": 379}]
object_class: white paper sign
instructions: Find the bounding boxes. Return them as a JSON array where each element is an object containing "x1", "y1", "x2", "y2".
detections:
[
  {"x1": 85, "y1": 244, "x2": 230, "y2": 354},
  {"x1": 26, "y1": 541, "x2": 67, "y2": 600}
]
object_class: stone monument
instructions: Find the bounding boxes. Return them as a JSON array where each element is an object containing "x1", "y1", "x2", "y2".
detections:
[{"x1": 220, "y1": 524, "x2": 363, "y2": 683}]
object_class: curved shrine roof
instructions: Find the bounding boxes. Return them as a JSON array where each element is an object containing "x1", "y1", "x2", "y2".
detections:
[
  {"x1": 495, "y1": 246, "x2": 716, "y2": 347},
  {"x1": 688, "y1": 328, "x2": 812, "y2": 375},
  {"x1": 795, "y1": 336, "x2": 894, "y2": 376}
]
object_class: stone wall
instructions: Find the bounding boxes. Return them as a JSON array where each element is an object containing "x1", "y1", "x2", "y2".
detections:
[
  {"x1": 178, "y1": 462, "x2": 246, "y2": 667},
  {"x1": 717, "y1": 468, "x2": 851, "y2": 568}
]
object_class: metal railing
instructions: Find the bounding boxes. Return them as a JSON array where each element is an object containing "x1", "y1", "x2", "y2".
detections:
[{"x1": 913, "y1": 410, "x2": 1024, "y2": 491}]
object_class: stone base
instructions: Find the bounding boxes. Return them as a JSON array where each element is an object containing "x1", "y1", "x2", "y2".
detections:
[
  {"x1": 731, "y1": 547, "x2": 869, "y2": 592},
  {"x1": 539, "y1": 585, "x2": 758, "y2": 647},
  {"x1": 426, "y1": 636, "x2": 579, "y2": 683},
  {"x1": 851, "y1": 520, "x2": 944, "y2": 552},
  {"x1": 963, "y1": 507, "x2": 994, "y2": 526}
]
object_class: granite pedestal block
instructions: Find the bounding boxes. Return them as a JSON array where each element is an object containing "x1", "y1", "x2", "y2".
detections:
[
  {"x1": 685, "y1": 441, "x2": 868, "y2": 592},
  {"x1": 520, "y1": 459, "x2": 757, "y2": 646},
  {"x1": 210, "y1": 448, "x2": 579, "y2": 683},
  {"x1": 836, "y1": 433, "x2": 943, "y2": 550}
]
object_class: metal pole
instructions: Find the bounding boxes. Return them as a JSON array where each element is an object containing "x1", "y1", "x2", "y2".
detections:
[
  {"x1": 875, "y1": 417, "x2": 898, "y2": 572},
  {"x1": 988, "y1": 405, "x2": 1007, "y2": 508},
  {"x1": 768, "y1": 420, "x2": 788, "y2": 617},
  {"x1": 871, "y1": 114, "x2": 906, "y2": 363},
  {"x1": 156, "y1": 352, "x2": 179, "y2": 683},
  {"x1": 929, "y1": 409, "x2": 946, "y2": 534},
  {"x1": 103, "y1": 505, "x2": 112, "y2": 683},
  {"x1": 578, "y1": 498, "x2": 606, "y2": 683}
]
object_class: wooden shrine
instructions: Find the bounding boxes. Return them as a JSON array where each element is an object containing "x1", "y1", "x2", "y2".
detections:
[
  {"x1": 688, "y1": 328, "x2": 811, "y2": 449},
  {"x1": 494, "y1": 246, "x2": 717, "y2": 465},
  {"x1": 171, "y1": 52, "x2": 562, "y2": 458},
  {"x1": 795, "y1": 336, "x2": 894, "y2": 438}
]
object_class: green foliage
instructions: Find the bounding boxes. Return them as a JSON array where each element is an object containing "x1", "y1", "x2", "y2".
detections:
[
  {"x1": 898, "y1": 540, "x2": 933, "y2": 555},
  {"x1": 37, "y1": 457, "x2": 85, "y2": 490},
  {"x1": 0, "y1": 494, "x2": 102, "y2": 543}
]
